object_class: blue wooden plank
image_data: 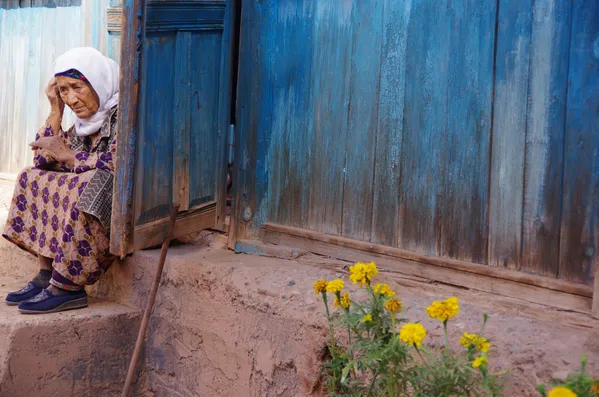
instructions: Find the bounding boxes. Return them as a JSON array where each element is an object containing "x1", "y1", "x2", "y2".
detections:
[
  {"x1": 436, "y1": 0, "x2": 495, "y2": 262},
  {"x1": 230, "y1": 0, "x2": 270, "y2": 243},
  {"x1": 521, "y1": 0, "x2": 573, "y2": 277},
  {"x1": 399, "y1": 0, "x2": 495, "y2": 263},
  {"x1": 371, "y1": 0, "x2": 410, "y2": 246},
  {"x1": 398, "y1": 0, "x2": 452, "y2": 258},
  {"x1": 445, "y1": 0, "x2": 496, "y2": 263},
  {"x1": 266, "y1": 1, "x2": 314, "y2": 229},
  {"x1": 251, "y1": 0, "x2": 279, "y2": 226},
  {"x1": 189, "y1": 31, "x2": 222, "y2": 208},
  {"x1": 135, "y1": 33, "x2": 176, "y2": 225},
  {"x1": 559, "y1": 0, "x2": 599, "y2": 284},
  {"x1": 173, "y1": 31, "x2": 192, "y2": 211},
  {"x1": 488, "y1": 0, "x2": 533, "y2": 269},
  {"x1": 341, "y1": 0, "x2": 384, "y2": 241},
  {"x1": 306, "y1": 0, "x2": 354, "y2": 236}
]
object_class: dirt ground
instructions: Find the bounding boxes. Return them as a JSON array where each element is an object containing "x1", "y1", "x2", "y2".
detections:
[
  {"x1": 94, "y1": 231, "x2": 599, "y2": 397},
  {"x1": 0, "y1": 177, "x2": 598, "y2": 396}
]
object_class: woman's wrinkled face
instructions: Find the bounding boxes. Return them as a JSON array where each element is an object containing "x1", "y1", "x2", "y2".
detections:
[{"x1": 56, "y1": 75, "x2": 100, "y2": 118}]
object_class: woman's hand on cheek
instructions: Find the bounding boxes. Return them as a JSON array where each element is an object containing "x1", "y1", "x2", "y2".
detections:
[{"x1": 45, "y1": 78, "x2": 65, "y2": 113}]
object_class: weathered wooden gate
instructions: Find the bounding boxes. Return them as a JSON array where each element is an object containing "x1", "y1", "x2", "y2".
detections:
[
  {"x1": 112, "y1": 0, "x2": 598, "y2": 315},
  {"x1": 229, "y1": 0, "x2": 599, "y2": 315},
  {"x1": 110, "y1": 0, "x2": 234, "y2": 256}
]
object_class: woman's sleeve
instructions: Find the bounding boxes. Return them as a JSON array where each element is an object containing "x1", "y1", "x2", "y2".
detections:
[{"x1": 73, "y1": 135, "x2": 116, "y2": 174}]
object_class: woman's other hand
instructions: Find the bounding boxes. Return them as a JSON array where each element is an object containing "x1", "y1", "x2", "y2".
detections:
[
  {"x1": 29, "y1": 136, "x2": 75, "y2": 167},
  {"x1": 45, "y1": 78, "x2": 65, "y2": 113}
]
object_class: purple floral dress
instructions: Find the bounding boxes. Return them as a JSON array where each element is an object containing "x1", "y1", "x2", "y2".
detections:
[{"x1": 2, "y1": 107, "x2": 117, "y2": 291}]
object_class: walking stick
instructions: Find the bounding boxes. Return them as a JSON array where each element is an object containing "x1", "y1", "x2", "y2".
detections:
[{"x1": 121, "y1": 203, "x2": 180, "y2": 397}]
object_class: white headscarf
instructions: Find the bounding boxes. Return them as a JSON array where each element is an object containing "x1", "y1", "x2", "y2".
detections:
[{"x1": 54, "y1": 47, "x2": 120, "y2": 137}]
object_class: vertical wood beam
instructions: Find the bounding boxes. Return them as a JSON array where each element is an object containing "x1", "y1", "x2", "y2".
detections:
[{"x1": 111, "y1": 0, "x2": 146, "y2": 258}]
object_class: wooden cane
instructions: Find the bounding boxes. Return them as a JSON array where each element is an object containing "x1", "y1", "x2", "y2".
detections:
[{"x1": 121, "y1": 203, "x2": 180, "y2": 397}]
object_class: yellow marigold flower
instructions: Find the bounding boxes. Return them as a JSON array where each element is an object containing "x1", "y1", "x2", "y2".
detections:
[
  {"x1": 373, "y1": 283, "x2": 395, "y2": 297},
  {"x1": 426, "y1": 296, "x2": 460, "y2": 322},
  {"x1": 349, "y1": 262, "x2": 378, "y2": 287},
  {"x1": 399, "y1": 323, "x2": 427, "y2": 347},
  {"x1": 472, "y1": 356, "x2": 488, "y2": 368},
  {"x1": 313, "y1": 279, "x2": 328, "y2": 295},
  {"x1": 334, "y1": 292, "x2": 351, "y2": 309},
  {"x1": 591, "y1": 379, "x2": 599, "y2": 395},
  {"x1": 477, "y1": 338, "x2": 491, "y2": 353},
  {"x1": 547, "y1": 387, "x2": 577, "y2": 397},
  {"x1": 363, "y1": 314, "x2": 373, "y2": 323},
  {"x1": 348, "y1": 263, "x2": 365, "y2": 286},
  {"x1": 340, "y1": 292, "x2": 350, "y2": 309},
  {"x1": 460, "y1": 332, "x2": 477, "y2": 348},
  {"x1": 364, "y1": 262, "x2": 378, "y2": 279},
  {"x1": 326, "y1": 279, "x2": 344, "y2": 294},
  {"x1": 460, "y1": 332, "x2": 491, "y2": 353},
  {"x1": 384, "y1": 298, "x2": 403, "y2": 312}
]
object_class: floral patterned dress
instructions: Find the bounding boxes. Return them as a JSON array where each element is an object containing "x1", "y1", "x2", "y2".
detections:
[{"x1": 2, "y1": 107, "x2": 118, "y2": 290}]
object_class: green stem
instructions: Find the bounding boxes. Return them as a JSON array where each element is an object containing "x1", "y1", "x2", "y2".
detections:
[
  {"x1": 387, "y1": 377, "x2": 394, "y2": 397},
  {"x1": 323, "y1": 292, "x2": 332, "y2": 318},
  {"x1": 414, "y1": 345, "x2": 425, "y2": 361},
  {"x1": 366, "y1": 368, "x2": 379, "y2": 397},
  {"x1": 346, "y1": 320, "x2": 356, "y2": 379},
  {"x1": 443, "y1": 321, "x2": 449, "y2": 349},
  {"x1": 322, "y1": 293, "x2": 338, "y2": 355},
  {"x1": 339, "y1": 292, "x2": 353, "y2": 357},
  {"x1": 346, "y1": 324, "x2": 353, "y2": 348},
  {"x1": 387, "y1": 367, "x2": 397, "y2": 397}
]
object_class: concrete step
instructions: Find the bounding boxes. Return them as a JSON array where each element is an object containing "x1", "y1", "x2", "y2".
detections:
[
  {"x1": 0, "y1": 178, "x2": 147, "y2": 396},
  {"x1": 0, "y1": 277, "x2": 143, "y2": 397}
]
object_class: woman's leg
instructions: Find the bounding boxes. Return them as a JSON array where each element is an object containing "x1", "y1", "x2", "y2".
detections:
[
  {"x1": 5, "y1": 256, "x2": 52, "y2": 305},
  {"x1": 31, "y1": 256, "x2": 53, "y2": 287},
  {"x1": 38, "y1": 255, "x2": 52, "y2": 270}
]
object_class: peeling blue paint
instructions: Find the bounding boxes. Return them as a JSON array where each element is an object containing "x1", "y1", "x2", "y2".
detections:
[{"x1": 234, "y1": 0, "x2": 599, "y2": 285}]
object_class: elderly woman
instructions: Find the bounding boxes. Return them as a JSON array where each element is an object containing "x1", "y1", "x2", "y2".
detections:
[{"x1": 3, "y1": 47, "x2": 119, "y2": 314}]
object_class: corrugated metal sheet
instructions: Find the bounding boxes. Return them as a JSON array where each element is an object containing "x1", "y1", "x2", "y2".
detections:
[{"x1": 0, "y1": 0, "x2": 109, "y2": 173}]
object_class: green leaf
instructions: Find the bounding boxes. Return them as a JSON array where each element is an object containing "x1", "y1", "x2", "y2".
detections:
[{"x1": 341, "y1": 360, "x2": 355, "y2": 383}]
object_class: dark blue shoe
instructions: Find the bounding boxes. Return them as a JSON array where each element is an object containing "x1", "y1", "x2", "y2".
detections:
[
  {"x1": 18, "y1": 288, "x2": 88, "y2": 314},
  {"x1": 5, "y1": 282, "x2": 44, "y2": 306}
]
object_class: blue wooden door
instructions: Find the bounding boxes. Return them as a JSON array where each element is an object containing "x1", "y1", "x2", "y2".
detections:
[{"x1": 111, "y1": 0, "x2": 233, "y2": 256}]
